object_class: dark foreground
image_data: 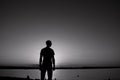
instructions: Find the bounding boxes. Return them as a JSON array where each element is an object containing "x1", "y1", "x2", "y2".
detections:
[
  {"x1": 0, "y1": 76, "x2": 33, "y2": 80},
  {"x1": 0, "y1": 76, "x2": 112, "y2": 80},
  {"x1": 0, "y1": 76, "x2": 57, "y2": 80}
]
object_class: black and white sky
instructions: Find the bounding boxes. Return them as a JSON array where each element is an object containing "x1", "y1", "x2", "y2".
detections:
[{"x1": 0, "y1": 0, "x2": 120, "y2": 66}]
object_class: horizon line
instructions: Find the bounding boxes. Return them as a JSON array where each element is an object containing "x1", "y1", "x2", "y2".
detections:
[{"x1": 0, "y1": 65, "x2": 120, "y2": 69}]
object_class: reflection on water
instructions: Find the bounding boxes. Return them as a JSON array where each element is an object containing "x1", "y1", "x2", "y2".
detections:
[
  {"x1": 54, "y1": 69, "x2": 120, "y2": 80},
  {"x1": 0, "y1": 69, "x2": 120, "y2": 80}
]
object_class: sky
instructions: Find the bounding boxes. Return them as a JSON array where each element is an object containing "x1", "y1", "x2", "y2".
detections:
[{"x1": 0, "y1": 0, "x2": 120, "y2": 66}]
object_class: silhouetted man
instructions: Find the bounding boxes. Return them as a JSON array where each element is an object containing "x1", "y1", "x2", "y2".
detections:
[{"x1": 39, "y1": 40, "x2": 55, "y2": 80}]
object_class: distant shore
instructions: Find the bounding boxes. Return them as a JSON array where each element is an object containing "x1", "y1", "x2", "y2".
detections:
[{"x1": 0, "y1": 65, "x2": 120, "y2": 69}]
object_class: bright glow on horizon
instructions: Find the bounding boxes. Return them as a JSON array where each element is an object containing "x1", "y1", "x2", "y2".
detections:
[{"x1": 1, "y1": 0, "x2": 120, "y2": 66}]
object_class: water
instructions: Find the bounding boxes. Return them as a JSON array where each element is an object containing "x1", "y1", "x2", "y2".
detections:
[{"x1": 0, "y1": 69, "x2": 120, "y2": 80}]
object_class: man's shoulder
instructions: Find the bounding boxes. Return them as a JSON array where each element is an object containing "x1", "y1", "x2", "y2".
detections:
[
  {"x1": 41, "y1": 47, "x2": 55, "y2": 55},
  {"x1": 50, "y1": 48, "x2": 55, "y2": 55},
  {"x1": 41, "y1": 47, "x2": 54, "y2": 51},
  {"x1": 42, "y1": 47, "x2": 46, "y2": 50},
  {"x1": 41, "y1": 47, "x2": 52, "y2": 51},
  {"x1": 50, "y1": 48, "x2": 54, "y2": 50},
  {"x1": 41, "y1": 47, "x2": 46, "y2": 52},
  {"x1": 42, "y1": 47, "x2": 53, "y2": 50}
]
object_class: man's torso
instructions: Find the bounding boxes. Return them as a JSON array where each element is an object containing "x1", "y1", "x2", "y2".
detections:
[{"x1": 41, "y1": 47, "x2": 54, "y2": 65}]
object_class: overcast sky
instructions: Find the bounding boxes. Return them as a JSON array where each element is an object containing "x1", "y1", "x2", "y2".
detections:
[{"x1": 0, "y1": 0, "x2": 120, "y2": 66}]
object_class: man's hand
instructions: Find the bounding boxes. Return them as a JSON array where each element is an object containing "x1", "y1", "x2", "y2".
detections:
[
  {"x1": 39, "y1": 64, "x2": 42, "y2": 71},
  {"x1": 53, "y1": 65, "x2": 55, "y2": 71}
]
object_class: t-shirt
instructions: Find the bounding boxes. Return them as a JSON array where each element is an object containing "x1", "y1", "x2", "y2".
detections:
[{"x1": 40, "y1": 47, "x2": 55, "y2": 65}]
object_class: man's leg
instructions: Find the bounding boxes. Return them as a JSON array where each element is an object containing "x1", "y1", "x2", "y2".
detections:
[
  {"x1": 47, "y1": 69, "x2": 52, "y2": 80},
  {"x1": 41, "y1": 69, "x2": 46, "y2": 80}
]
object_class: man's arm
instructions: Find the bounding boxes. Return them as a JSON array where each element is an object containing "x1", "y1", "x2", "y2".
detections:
[
  {"x1": 39, "y1": 54, "x2": 42, "y2": 66},
  {"x1": 52, "y1": 55, "x2": 55, "y2": 70},
  {"x1": 39, "y1": 50, "x2": 43, "y2": 70}
]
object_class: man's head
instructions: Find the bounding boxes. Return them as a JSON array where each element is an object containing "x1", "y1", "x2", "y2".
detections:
[{"x1": 46, "y1": 40, "x2": 52, "y2": 47}]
